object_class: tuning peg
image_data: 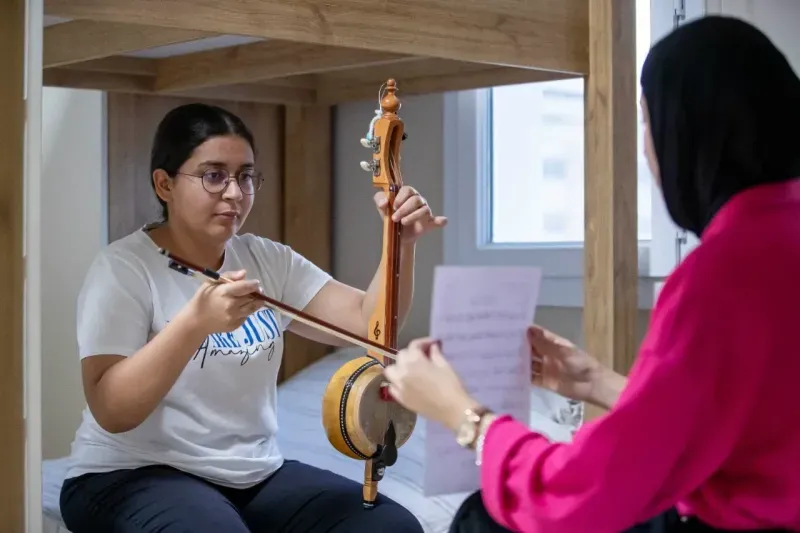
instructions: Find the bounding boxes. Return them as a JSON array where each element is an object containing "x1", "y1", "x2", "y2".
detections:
[
  {"x1": 360, "y1": 138, "x2": 372, "y2": 148},
  {"x1": 360, "y1": 161, "x2": 375, "y2": 172}
]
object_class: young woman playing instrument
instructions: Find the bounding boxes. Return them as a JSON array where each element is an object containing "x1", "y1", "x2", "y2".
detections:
[
  {"x1": 58, "y1": 102, "x2": 444, "y2": 533},
  {"x1": 385, "y1": 16, "x2": 800, "y2": 533}
]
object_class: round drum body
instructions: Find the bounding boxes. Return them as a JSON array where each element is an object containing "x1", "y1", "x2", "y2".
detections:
[{"x1": 321, "y1": 355, "x2": 417, "y2": 460}]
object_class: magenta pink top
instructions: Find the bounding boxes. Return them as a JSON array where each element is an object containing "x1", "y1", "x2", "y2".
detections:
[{"x1": 480, "y1": 179, "x2": 800, "y2": 532}]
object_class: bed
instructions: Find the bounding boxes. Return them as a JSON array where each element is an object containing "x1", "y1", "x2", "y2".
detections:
[{"x1": 42, "y1": 347, "x2": 577, "y2": 533}]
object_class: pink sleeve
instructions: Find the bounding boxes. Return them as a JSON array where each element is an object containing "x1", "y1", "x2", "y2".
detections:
[{"x1": 479, "y1": 266, "x2": 757, "y2": 532}]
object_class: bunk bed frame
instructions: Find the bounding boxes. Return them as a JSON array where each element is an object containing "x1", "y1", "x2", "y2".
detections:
[{"x1": 0, "y1": 1, "x2": 639, "y2": 529}]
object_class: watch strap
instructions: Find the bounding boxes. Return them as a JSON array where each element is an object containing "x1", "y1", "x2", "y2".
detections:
[{"x1": 463, "y1": 406, "x2": 492, "y2": 449}]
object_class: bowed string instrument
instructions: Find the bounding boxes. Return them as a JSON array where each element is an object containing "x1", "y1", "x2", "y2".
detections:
[
  {"x1": 321, "y1": 78, "x2": 416, "y2": 508},
  {"x1": 161, "y1": 79, "x2": 415, "y2": 509}
]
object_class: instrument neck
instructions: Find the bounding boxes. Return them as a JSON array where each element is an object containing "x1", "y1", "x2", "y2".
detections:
[{"x1": 368, "y1": 184, "x2": 402, "y2": 366}]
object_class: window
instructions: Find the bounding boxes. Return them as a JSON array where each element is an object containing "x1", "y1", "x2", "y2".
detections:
[
  {"x1": 542, "y1": 212, "x2": 569, "y2": 234},
  {"x1": 443, "y1": 0, "x2": 679, "y2": 308},
  {"x1": 542, "y1": 157, "x2": 568, "y2": 182}
]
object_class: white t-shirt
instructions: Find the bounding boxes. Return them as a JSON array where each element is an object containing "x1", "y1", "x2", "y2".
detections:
[{"x1": 64, "y1": 226, "x2": 332, "y2": 488}]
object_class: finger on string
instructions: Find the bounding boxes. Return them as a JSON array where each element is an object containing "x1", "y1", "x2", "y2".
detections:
[
  {"x1": 399, "y1": 207, "x2": 433, "y2": 225},
  {"x1": 374, "y1": 191, "x2": 389, "y2": 208},
  {"x1": 393, "y1": 186, "x2": 416, "y2": 207},
  {"x1": 374, "y1": 194, "x2": 390, "y2": 220},
  {"x1": 392, "y1": 194, "x2": 425, "y2": 221}
]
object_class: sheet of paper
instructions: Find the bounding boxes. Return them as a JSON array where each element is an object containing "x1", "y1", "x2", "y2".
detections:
[{"x1": 422, "y1": 265, "x2": 542, "y2": 497}]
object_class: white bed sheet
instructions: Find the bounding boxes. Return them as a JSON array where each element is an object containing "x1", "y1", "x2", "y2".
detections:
[
  {"x1": 43, "y1": 456, "x2": 72, "y2": 530},
  {"x1": 41, "y1": 347, "x2": 576, "y2": 533}
]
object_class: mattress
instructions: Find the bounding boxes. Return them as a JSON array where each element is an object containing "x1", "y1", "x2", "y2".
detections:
[
  {"x1": 42, "y1": 456, "x2": 72, "y2": 531},
  {"x1": 42, "y1": 347, "x2": 576, "y2": 533}
]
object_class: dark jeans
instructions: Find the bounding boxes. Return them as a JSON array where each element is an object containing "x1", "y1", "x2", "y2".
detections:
[
  {"x1": 60, "y1": 459, "x2": 423, "y2": 533},
  {"x1": 448, "y1": 490, "x2": 790, "y2": 533}
]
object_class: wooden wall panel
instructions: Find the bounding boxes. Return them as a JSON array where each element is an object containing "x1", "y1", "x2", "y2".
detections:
[
  {"x1": 280, "y1": 105, "x2": 333, "y2": 382},
  {"x1": 0, "y1": 0, "x2": 26, "y2": 530},
  {"x1": 107, "y1": 93, "x2": 284, "y2": 242}
]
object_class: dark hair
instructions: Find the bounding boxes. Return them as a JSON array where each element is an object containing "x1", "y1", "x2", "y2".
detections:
[
  {"x1": 640, "y1": 16, "x2": 800, "y2": 237},
  {"x1": 150, "y1": 103, "x2": 256, "y2": 220}
]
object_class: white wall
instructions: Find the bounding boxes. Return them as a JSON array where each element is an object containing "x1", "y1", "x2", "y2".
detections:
[{"x1": 41, "y1": 87, "x2": 106, "y2": 459}]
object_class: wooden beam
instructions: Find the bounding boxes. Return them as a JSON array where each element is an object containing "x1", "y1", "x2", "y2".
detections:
[
  {"x1": 0, "y1": 0, "x2": 25, "y2": 530},
  {"x1": 317, "y1": 58, "x2": 578, "y2": 103},
  {"x1": 154, "y1": 39, "x2": 411, "y2": 93},
  {"x1": 185, "y1": 84, "x2": 317, "y2": 107},
  {"x1": 45, "y1": 0, "x2": 589, "y2": 73},
  {"x1": 59, "y1": 55, "x2": 157, "y2": 76},
  {"x1": 583, "y1": 0, "x2": 638, "y2": 419},
  {"x1": 44, "y1": 19, "x2": 215, "y2": 68},
  {"x1": 59, "y1": 56, "x2": 320, "y2": 90},
  {"x1": 44, "y1": 68, "x2": 153, "y2": 92},
  {"x1": 49, "y1": 54, "x2": 579, "y2": 103},
  {"x1": 43, "y1": 68, "x2": 317, "y2": 106},
  {"x1": 280, "y1": 105, "x2": 332, "y2": 383}
]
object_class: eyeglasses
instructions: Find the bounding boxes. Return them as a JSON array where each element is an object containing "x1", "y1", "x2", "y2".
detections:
[{"x1": 178, "y1": 168, "x2": 264, "y2": 195}]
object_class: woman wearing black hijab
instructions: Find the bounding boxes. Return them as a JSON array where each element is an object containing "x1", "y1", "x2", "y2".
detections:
[{"x1": 382, "y1": 15, "x2": 800, "y2": 533}]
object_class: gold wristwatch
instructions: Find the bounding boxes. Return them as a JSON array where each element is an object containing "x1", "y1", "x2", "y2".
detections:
[{"x1": 455, "y1": 406, "x2": 493, "y2": 450}]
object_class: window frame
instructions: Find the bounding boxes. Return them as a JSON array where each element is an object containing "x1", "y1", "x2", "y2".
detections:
[{"x1": 442, "y1": 0, "x2": 704, "y2": 308}]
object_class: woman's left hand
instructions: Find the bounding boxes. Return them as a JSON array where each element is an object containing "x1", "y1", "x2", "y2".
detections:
[
  {"x1": 383, "y1": 338, "x2": 480, "y2": 432},
  {"x1": 374, "y1": 186, "x2": 447, "y2": 244}
]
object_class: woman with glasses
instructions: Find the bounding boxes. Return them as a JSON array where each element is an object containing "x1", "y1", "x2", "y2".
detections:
[{"x1": 58, "y1": 103, "x2": 444, "y2": 533}]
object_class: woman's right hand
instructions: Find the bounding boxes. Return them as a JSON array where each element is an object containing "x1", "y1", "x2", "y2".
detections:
[
  {"x1": 527, "y1": 324, "x2": 625, "y2": 409},
  {"x1": 187, "y1": 270, "x2": 264, "y2": 335}
]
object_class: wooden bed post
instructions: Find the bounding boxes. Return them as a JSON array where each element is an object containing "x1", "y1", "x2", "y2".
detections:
[
  {"x1": 281, "y1": 105, "x2": 333, "y2": 383},
  {"x1": 584, "y1": 0, "x2": 639, "y2": 419},
  {"x1": 0, "y1": 0, "x2": 27, "y2": 529}
]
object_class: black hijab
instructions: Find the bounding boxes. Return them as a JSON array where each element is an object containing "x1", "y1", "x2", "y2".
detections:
[{"x1": 640, "y1": 15, "x2": 800, "y2": 237}]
